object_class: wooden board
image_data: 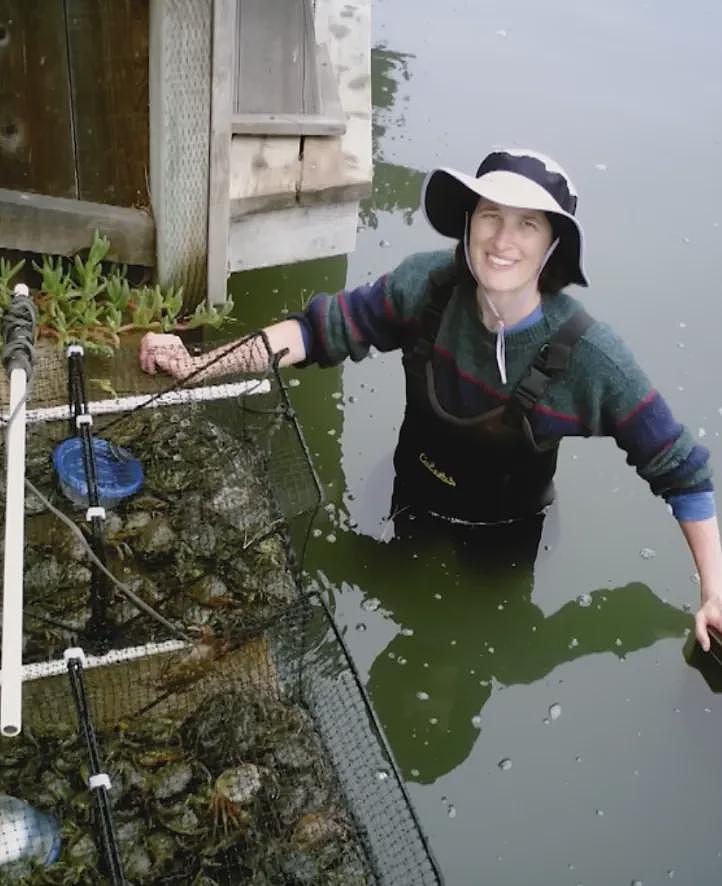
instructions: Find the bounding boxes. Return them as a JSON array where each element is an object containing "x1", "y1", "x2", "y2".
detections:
[
  {"x1": 235, "y1": 0, "x2": 318, "y2": 116},
  {"x1": 65, "y1": 0, "x2": 150, "y2": 208},
  {"x1": 233, "y1": 0, "x2": 345, "y2": 137},
  {"x1": 229, "y1": 136, "x2": 302, "y2": 218},
  {"x1": 207, "y1": 0, "x2": 235, "y2": 304},
  {"x1": 300, "y1": 0, "x2": 372, "y2": 205},
  {"x1": 0, "y1": 187, "x2": 154, "y2": 266},
  {"x1": 0, "y1": 0, "x2": 76, "y2": 198},
  {"x1": 228, "y1": 199, "x2": 359, "y2": 271}
]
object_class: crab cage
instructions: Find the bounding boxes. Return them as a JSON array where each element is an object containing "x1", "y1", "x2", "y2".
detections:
[{"x1": 0, "y1": 332, "x2": 443, "y2": 885}]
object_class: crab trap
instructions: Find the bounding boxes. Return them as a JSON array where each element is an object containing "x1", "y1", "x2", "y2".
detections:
[{"x1": 0, "y1": 331, "x2": 442, "y2": 885}]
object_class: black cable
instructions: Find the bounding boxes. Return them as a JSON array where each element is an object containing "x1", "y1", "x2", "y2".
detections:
[{"x1": 66, "y1": 656, "x2": 126, "y2": 885}]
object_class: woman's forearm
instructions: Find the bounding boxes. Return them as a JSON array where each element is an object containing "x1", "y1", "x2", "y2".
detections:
[{"x1": 195, "y1": 319, "x2": 307, "y2": 377}]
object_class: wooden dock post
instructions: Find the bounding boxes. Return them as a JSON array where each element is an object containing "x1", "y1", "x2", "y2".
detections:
[{"x1": 148, "y1": 0, "x2": 212, "y2": 309}]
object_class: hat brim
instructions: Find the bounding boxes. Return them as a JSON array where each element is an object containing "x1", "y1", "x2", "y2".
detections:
[{"x1": 422, "y1": 167, "x2": 588, "y2": 287}]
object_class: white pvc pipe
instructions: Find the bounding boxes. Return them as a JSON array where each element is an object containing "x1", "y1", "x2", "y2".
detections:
[
  {"x1": 1, "y1": 366, "x2": 28, "y2": 736},
  {"x1": 1, "y1": 378, "x2": 272, "y2": 424}
]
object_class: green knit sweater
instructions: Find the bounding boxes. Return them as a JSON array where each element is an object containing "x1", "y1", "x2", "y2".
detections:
[{"x1": 297, "y1": 250, "x2": 713, "y2": 512}]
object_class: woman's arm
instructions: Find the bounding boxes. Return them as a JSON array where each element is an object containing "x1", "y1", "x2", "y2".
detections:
[
  {"x1": 679, "y1": 517, "x2": 722, "y2": 651},
  {"x1": 139, "y1": 319, "x2": 307, "y2": 380}
]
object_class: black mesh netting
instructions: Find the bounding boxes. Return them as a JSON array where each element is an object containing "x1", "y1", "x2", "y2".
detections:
[{"x1": 0, "y1": 334, "x2": 442, "y2": 885}]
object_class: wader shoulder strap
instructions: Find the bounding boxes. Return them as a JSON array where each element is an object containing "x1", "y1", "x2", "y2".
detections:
[
  {"x1": 405, "y1": 264, "x2": 458, "y2": 373},
  {"x1": 507, "y1": 308, "x2": 595, "y2": 418}
]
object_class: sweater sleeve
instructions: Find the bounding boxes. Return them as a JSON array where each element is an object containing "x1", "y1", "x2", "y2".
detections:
[
  {"x1": 580, "y1": 324, "x2": 714, "y2": 504},
  {"x1": 289, "y1": 250, "x2": 453, "y2": 367}
]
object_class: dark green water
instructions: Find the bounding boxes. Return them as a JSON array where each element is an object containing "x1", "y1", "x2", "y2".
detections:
[{"x1": 229, "y1": 2, "x2": 722, "y2": 883}]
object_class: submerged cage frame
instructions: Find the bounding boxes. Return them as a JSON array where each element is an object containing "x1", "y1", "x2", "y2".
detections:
[{"x1": 0, "y1": 338, "x2": 443, "y2": 885}]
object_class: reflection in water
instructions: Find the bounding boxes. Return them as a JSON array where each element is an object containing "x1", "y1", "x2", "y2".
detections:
[
  {"x1": 359, "y1": 47, "x2": 425, "y2": 230},
  {"x1": 360, "y1": 161, "x2": 425, "y2": 230},
  {"x1": 313, "y1": 518, "x2": 691, "y2": 785}
]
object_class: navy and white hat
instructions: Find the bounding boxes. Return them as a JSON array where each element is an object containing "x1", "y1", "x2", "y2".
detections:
[{"x1": 423, "y1": 148, "x2": 588, "y2": 287}]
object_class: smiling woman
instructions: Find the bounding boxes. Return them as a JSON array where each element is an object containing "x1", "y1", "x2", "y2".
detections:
[{"x1": 139, "y1": 146, "x2": 722, "y2": 656}]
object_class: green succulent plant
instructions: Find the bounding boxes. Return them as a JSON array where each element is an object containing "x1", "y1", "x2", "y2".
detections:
[{"x1": 0, "y1": 233, "x2": 234, "y2": 355}]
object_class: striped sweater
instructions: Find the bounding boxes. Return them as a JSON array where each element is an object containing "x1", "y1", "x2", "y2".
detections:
[{"x1": 294, "y1": 249, "x2": 714, "y2": 520}]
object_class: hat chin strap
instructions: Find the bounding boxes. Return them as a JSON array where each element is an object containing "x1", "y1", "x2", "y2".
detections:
[{"x1": 464, "y1": 212, "x2": 559, "y2": 385}]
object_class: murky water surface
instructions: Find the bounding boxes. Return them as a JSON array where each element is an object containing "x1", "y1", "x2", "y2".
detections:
[{"x1": 230, "y1": 1, "x2": 722, "y2": 883}]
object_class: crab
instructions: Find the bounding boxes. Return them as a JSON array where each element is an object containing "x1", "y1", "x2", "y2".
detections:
[{"x1": 209, "y1": 763, "x2": 262, "y2": 835}]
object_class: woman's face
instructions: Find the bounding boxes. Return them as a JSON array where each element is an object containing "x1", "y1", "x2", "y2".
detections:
[{"x1": 468, "y1": 198, "x2": 553, "y2": 295}]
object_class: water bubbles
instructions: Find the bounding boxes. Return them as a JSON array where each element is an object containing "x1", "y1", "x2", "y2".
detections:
[
  {"x1": 331, "y1": 391, "x2": 342, "y2": 400},
  {"x1": 594, "y1": 162, "x2": 608, "y2": 171},
  {"x1": 325, "y1": 533, "x2": 336, "y2": 544},
  {"x1": 487, "y1": 646, "x2": 495, "y2": 655},
  {"x1": 375, "y1": 768, "x2": 390, "y2": 781},
  {"x1": 327, "y1": 428, "x2": 336, "y2": 436},
  {"x1": 410, "y1": 768, "x2": 420, "y2": 777},
  {"x1": 416, "y1": 691, "x2": 430, "y2": 701},
  {"x1": 355, "y1": 623, "x2": 367, "y2": 632},
  {"x1": 549, "y1": 703, "x2": 562, "y2": 721},
  {"x1": 495, "y1": 28, "x2": 508, "y2": 37},
  {"x1": 362, "y1": 597, "x2": 381, "y2": 612},
  {"x1": 439, "y1": 795, "x2": 456, "y2": 819},
  {"x1": 577, "y1": 593, "x2": 592, "y2": 608},
  {"x1": 433, "y1": 592, "x2": 442, "y2": 600},
  {"x1": 379, "y1": 239, "x2": 391, "y2": 248},
  {"x1": 667, "y1": 870, "x2": 675, "y2": 879},
  {"x1": 569, "y1": 638, "x2": 579, "y2": 649},
  {"x1": 312, "y1": 528, "x2": 323, "y2": 538},
  {"x1": 471, "y1": 715, "x2": 482, "y2": 729},
  {"x1": 400, "y1": 627, "x2": 414, "y2": 637},
  {"x1": 595, "y1": 808, "x2": 604, "y2": 817},
  {"x1": 615, "y1": 638, "x2": 623, "y2": 647},
  {"x1": 429, "y1": 717, "x2": 438, "y2": 725},
  {"x1": 639, "y1": 548, "x2": 656, "y2": 560},
  {"x1": 287, "y1": 377, "x2": 301, "y2": 387},
  {"x1": 575, "y1": 755, "x2": 583, "y2": 763},
  {"x1": 631, "y1": 880, "x2": 643, "y2": 886},
  {"x1": 698, "y1": 427, "x2": 707, "y2": 438},
  {"x1": 498, "y1": 758, "x2": 512, "y2": 771},
  {"x1": 397, "y1": 657, "x2": 407, "y2": 665}
]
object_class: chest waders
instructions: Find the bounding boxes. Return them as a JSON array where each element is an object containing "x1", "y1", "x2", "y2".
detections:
[{"x1": 394, "y1": 266, "x2": 594, "y2": 524}]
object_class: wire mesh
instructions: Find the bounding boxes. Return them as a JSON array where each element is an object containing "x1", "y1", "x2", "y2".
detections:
[{"x1": 0, "y1": 334, "x2": 443, "y2": 884}]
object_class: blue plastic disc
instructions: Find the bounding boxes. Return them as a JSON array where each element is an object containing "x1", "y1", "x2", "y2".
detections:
[{"x1": 52, "y1": 437, "x2": 144, "y2": 508}]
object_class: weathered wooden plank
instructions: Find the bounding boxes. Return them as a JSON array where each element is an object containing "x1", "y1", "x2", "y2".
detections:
[
  {"x1": 300, "y1": 0, "x2": 372, "y2": 206},
  {"x1": 235, "y1": 0, "x2": 318, "y2": 116},
  {"x1": 229, "y1": 135, "x2": 301, "y2": 218},
  {"x1": 207, "y1": 0, "x2": 234, "y2": 305},
  {"x1": 65, "y1": 0, "x2": 149, "y2": 208},
  {"x1": 0, "y1": 0, "x2": 76, "y2": 197},
  {"x1": 0, "y1": 187, "x2": 154, "y2": 266},
  {"x1": 231, "y1": 112, "x2": 345, "y2": 137},
  {"x1": 228, "y1": 200, "x2": 358, "y2": 271}
]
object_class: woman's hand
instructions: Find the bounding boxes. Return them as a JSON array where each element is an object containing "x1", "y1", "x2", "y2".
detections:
[
  {"x1": 139, "y1": 332, "x2": 195, "y2": 379},
  {"x1": 695, "y1": 592, "x2": 722, "y2": 652}
]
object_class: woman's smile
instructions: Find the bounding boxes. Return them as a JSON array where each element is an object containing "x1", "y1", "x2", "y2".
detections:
[{"x1": 469, "y1": 199, "x2": 553, "y2": 297}]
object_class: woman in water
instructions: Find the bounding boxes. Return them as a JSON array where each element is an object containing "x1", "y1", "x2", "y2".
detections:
[{"x1": 139, "y1": 147, "x2": 722, "y2": 654}]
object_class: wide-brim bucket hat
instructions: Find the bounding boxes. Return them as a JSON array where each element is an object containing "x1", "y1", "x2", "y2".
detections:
[{"x1": 422, "y1": 148, "x2": 588, "y2": 287}]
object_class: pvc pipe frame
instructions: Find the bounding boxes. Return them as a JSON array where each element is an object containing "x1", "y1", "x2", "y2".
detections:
[
  {"x1": 0, "y1": 377, "x2": 271, "y2": 734},
  {"x1": 1, "y1": 367, "x2": 28, "y2": 736}
]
